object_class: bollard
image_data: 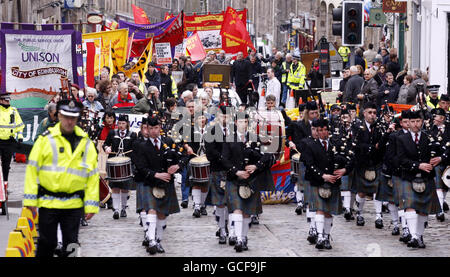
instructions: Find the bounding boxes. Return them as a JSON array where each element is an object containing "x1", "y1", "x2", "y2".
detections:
[
  {"x1": 6, "y1": 231, "x2": 28, "y2": 257},
  {"x1": 20, "y1": 208, "x2": 38, "y2": 238}
]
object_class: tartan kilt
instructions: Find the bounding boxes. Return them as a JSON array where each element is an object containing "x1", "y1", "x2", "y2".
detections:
[
  {"x1": 309, "y1": 185, "x2": 342, "y2": 215},
  {"x1": 135, "y1": 181, "x2": 144, "y2": 213},
  {"x1": 399, "y1": 178, "x2": 442, "y2": 215},
  {"x1": 353, "y1": 167, "x2": 380, "y2": 195},
  {"x1": 226, "y1": 181, "x2": 263, "y2": 216},
  {"x1": 145, "y1": 182, "x2": 180, "y2": 216},
  {"x1": 208, "y1": 171, "x2": 227, "y2": 206},
  {"x1": 435, "y1": 166, "x2": 449, "y2": 191},
  {"x1": 340, "y1": 171, "x2": 354, "y2": 191},
  {"x1": 375, "y1": 174, "x2": 395, "y2": 203},
  {"x1": 109, "y1": 178, "x2": 134, "y2": 190},
  {"x1": 392, "y1": 176, "x2": 403, "y2": 206}
]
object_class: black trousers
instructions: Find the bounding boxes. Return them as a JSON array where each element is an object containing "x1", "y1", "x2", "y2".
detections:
[
  {"x1": 36, "y1": 207, "x2": 83, "y2": 257},
  {"x1": 0, "y1": 143, "x2": 14, "y2": 181}
]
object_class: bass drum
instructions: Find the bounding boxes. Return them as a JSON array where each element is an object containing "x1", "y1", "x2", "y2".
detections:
[
  {"x1": 99, "y1": 177, "x2": 112, "y2": 205},
  {"x1": 249, "y1": 109, "x2": 286, "y2": 161},
  {"x1": 442, "y1": 166, "x2": 450, "y2": 188}
]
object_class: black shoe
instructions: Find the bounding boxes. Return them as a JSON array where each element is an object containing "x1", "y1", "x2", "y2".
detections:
[
  {"x1": 443, "y1": 201, "x2": 449, "y2": 212},
  {"x1": 228, "y1": 236, "x2": 237, "y2": 246},
  {"x1": 113, "y1": 210, "x2": 119, "y2": 220},
  {"x1": 215, "y1": 228, "x2": 220, "y2": 237},
  {"x1": 251, "y1": 215, "x2": 259, "y2": 225},
  {"x1": 242, "y1": 237, "x2": 248, "y2": 251},
  {"x1": 356, "y1": 215, "x2": 365, "y2": 226},
  {"x1": 344, "y1": 209, "x2": 353, "y2": 221},
  {"x1": 142, "y1": 237, "x2": 150, "y2": 247},
  {"x1": 193, "y1": 208, "x2": 201, "y2": 218},
  {"x1": 156, "y1": 241, "x2": 165, "y2": 253},
  {"x1": 146, "y1": 240, "x2": 157, "y2": 255},
  {"x1": 200, "y1": 205, "x2": 207, "y2": 216},
  {"x1": 295, "y1": 204, "x2": 303, "y2": 215},
  {"x1": 307, "y1": 228, "x2": 318, "y2": 244},
  {"x1": 107, "y1": 199, "x2": 113, "y2": 209},
  {"x1": 323, "y1": 236, "x2": 332, "y2": 250},
  {"x1": 120, "y1": 209, "x2": 127, "y2": 218},
  {"x1": 392, "y1": 226, "x2": 400, "y2": 236},
  {"x1": 219, "y1": 234, "x2": 227, "y2": 244},
  {"x1": 382, "y1": 203, "x2": 390, "y2": 213},
  {"x1": 407, "y1": 238, "x2": 419, "y2": 248},
  {"x1": 400, "y1": 228, "x2": 411, "y2": 243},
  {"x1": 180, "y1": 200, "x2": 188, "y2": 209},
  {"x1": 81, "y1": 218, "x2": 89, "y2": 226},
  {"x1": 375, "y1": 218, "x2": 383, "y2": 229},
  {"x1": 234, "y1": 240, "x2": 243, "y2": 252},
  {"x1": 417, "y1": 236, "x2": 426, "y2": 249},
  {"x1": 436, "y1": 212, "x2": 445, "y2": 222},
  {"x1": 315, "y1": 239, "x2": 325, "y2": 250},
  {"x1": 139, "y1": 217, "x2": 143, "y2": 227}
]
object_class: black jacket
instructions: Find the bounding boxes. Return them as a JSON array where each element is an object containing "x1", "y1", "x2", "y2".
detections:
[
  {"x1": 205, "y1": 123, "x2": 233, "y2": 172},
  {"x1": 302, "y1": 137, "x2": 352, "y2": 187},
  {"x1": 397, "y1": 131, "x2": 436, "y2": 181},
  {"x1": 231, "y1": 59, "x2": 252, "y2": 88},
  {"x1": 134, "y1": 136, "x2": 189, "y2": 187},
  {"x1": 378, "y1": 81, "x2": 400, "y2": 106},
  {"x1": 352, "y1": 121, "x2": 384, "y2": 169},
  {"x1": 103, "y1": 129, "x2": 137, "y2": 159},
  {"x1": 145, "y1": 70, "x2": 161, "y2": 89},
  {"x1": 289, "y1": 120, "x2": 312, "y2": 152}
]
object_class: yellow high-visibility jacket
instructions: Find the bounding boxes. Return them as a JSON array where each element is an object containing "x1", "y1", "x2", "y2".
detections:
[
  {"x1": 0, "y1": 105, "x2": 24, "y2": 141},
  {"x1": 426, "y1": 96, "x2": 440, "y2": 110},
  {"x1": 171, "y1": 76, "x2": 178, "y2": 98},
  {"x1": 281, "y1": 61, "x2": 289, "y2": 84},
  {"x1": 24, "y1": 123, "x2": 99, "y2": 214},
  {"x1": 338, "y1": 46, "x2": 351, "y2": 62},
  {"x1": 287, "y1": 62, "x2": 306, "y2": 90}
]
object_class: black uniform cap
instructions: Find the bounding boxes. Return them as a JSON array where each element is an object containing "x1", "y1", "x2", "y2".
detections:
[{"x1": 57, "y1": 99, "x2": 83, "y2": 117}]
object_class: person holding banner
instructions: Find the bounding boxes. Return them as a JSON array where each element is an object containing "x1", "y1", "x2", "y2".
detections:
[{"x1": 0, "y1": 93, "x2": 24, "y2": 196}]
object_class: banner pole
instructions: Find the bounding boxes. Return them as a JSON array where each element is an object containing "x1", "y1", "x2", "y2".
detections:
[{"x1": 127, "y1": 32, "x2": 135, "y2": 62}]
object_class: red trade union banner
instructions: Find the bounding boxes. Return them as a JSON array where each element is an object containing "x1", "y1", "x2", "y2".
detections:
[
  {"x1": 382, "y1": 0, "x2": 407, "y2": 13},
  {"x1": 184, "y1": 10, "x2": 247, "y2": 33},
  {"x1": 186, "y1": 33, "x2": 206, "y2": 61},
  {"x1": 220, "y1": 7, "x2": 255, "y2": 51},
  {"x1": 128, "y1": 37, "x2": 152, "y2": 58}
]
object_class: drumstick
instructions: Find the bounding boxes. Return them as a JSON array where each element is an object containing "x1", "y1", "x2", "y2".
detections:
[{"x1": 110, "y1": 150, "x2": 133, "y2": 155}]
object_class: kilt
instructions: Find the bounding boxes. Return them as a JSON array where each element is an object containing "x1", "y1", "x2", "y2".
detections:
[
  {"x1": 208, "y1": 171, "x2": 227, "y2": 206},
  {"x1": 226, "y1": 181, "x2": 263, "y2": 216},
  {"x1": 145, "y1": 182, "x2": 180, "y2": 216},
  {"x1": 399, "y1": 178, "x2": 442, "y2": 215},
  {"x1": 309, "y1": 185, "x2": 342, "y2": 215},
  {"x1": 392, "y1": 176, "x2": 402, "y2": 206},
  {"x1": 135, "y1": 181, "x2": 144, "y2": 213},
  {"x1": 109, "y1": 178, "x2": 134, "y2": 190},
  {"x1": 340, "y1": 171, "x2": 354, "y2": 191},
  {"x1": 353, "y1": 167, "x2": 381, "y2": 195},
  {"x1": 435, "y1": 166, "x2": 448, "y2": 191},
  {"x1": 375, "y1": 174, "x2": 395, "y2": 203}
]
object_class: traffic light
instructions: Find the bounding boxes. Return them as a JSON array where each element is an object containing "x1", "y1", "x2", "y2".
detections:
[
  {"x1": 342, "y1": 1, "x2": 364, "y2": 46},
  {"x1": 332, "y1": 7, "x2": 342, "y2": 36}
]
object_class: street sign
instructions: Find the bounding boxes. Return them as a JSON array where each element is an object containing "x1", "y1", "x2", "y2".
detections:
[
  {"x1": 383, "y1": 0, "x2": 407, "y2": 13},
  {"x1": 369, "y1": 8, "x2": 387, "y2": 25},
  {"x1": 319, "y1": 40, "x2": 330, "y2": 75}
]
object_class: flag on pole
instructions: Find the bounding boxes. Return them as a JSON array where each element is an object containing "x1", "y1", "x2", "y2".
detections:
[
  {"x1": 185, "y1": 32, "x2": 206, "y2": 61},
  {"x1": 127, "y1": 37, "x2": 153, "y2": 58},
  {"x1": 220, "y1": 7, "x2": 255, "y2": 51},
  {"x1": 123, "y1": 38, "x2": 153, "y2": 81},
  {"x1": 132, "y1": 4, "x2": 151, "y2": 25}
]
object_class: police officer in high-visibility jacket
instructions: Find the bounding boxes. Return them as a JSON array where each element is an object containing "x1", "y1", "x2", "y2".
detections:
[
  {"x1": 338, "y1": 45, "x2": 351, "y2": 68},
  {"x1": 0, "y1": 93, "x2": 24, "y2": 191},
  {"x1": 24, "y1": 99, "x2": 99, "y2": 257},
  {"x1": 287, "y1": 55, "x2": 307, "y2": 103}
]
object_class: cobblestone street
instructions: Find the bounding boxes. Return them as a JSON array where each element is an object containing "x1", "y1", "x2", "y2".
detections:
[{"x1": 1, "y1": 162, "x2": 449, "y2": 257}]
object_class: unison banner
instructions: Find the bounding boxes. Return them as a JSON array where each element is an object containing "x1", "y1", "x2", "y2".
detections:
[{"x1": 0, "y1": 29, "x2": 81, "y2": 108}]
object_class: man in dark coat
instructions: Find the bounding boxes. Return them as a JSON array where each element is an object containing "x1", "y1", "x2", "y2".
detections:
[
  {"x1": 344, "y1": 66, "x2": 364, "y2": 103},
  {"x1": 231, "y1": 52, "x2": 253, "y2": 104},
  {"x1": 377, "y1": 72, "x2": 400, "y2": 108}
]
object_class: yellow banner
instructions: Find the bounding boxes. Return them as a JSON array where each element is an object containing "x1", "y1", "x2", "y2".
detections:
[
  {"x1": 82, "y1": 29, "x2": 129, "y2": 77},
  {"x1": 123, "y1": 38, "x2": 153, "y2": 82}
]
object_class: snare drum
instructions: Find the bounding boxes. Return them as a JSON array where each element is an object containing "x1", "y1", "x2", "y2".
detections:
[
  {"x1": 189, "y1": 155, "x2": 211, "y2": 183},
  {"x1": 106, "y1": 156, "x2": 133, "y2": 182},
  {"x1": 291, "y1": 153, "x2": 301, "y2": 176}
]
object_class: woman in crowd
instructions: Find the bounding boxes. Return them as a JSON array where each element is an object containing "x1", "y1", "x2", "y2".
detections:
[{"x1": 83, "y1": 87, "x2": 104, "y2": 113}]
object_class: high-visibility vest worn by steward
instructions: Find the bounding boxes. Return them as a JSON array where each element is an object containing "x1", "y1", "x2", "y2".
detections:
[
  {"x1": 23, "y1": 123, "x2": 99, "y2": 214},
  {"x1": 287, "y1": 62, "x2": 306, "y2": 90},
  {"x1": 338, "y1": 46, "x2": 351, "y2": 63},
  {"x1": 171, "y1": 76, "x2": 178, "y2": 98},
  {"x1": 0, "y1": 105, "x2": 24, "y2": 141},
  {"x1": 281, "y1": 61, "x2": 289, "y2": 84},
  {"x1": 426, "y1": 95, "x2": 440, "y2": 110}
]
